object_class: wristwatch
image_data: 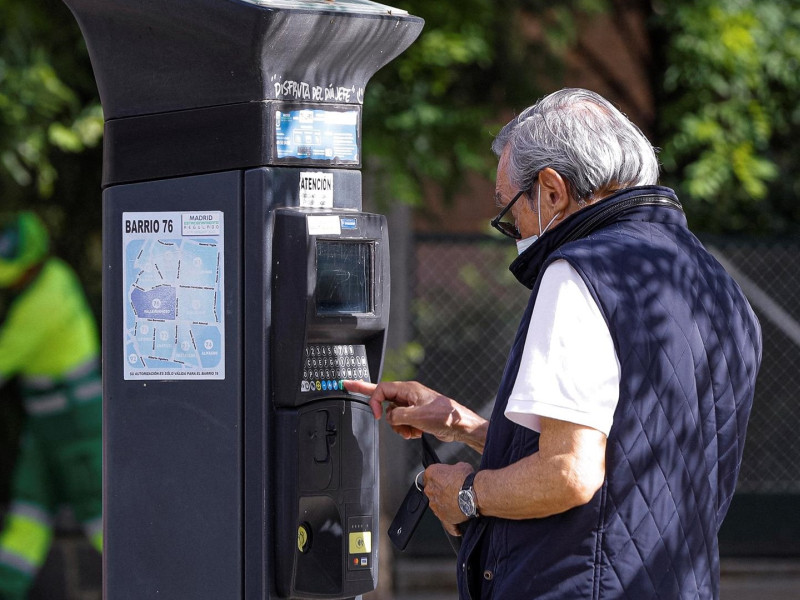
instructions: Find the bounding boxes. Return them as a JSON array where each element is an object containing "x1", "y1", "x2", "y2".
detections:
[{"x1": 458, "y1": 472, "x2": 480, "y2": 519}]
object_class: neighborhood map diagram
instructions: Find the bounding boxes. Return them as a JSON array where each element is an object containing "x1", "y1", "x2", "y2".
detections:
[{"x1": 122, "y1": 212, "x2": 225, "y2": 380}]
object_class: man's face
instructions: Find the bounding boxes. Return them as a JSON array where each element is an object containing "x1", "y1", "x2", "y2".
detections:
[{"x1": 494, "y1": 149, "x2": 539, "y2": 240}]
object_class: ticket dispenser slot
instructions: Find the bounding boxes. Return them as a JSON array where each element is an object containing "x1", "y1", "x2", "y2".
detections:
[{"x1": 271, "y1": 208, "x2": 388, "y2": 599}]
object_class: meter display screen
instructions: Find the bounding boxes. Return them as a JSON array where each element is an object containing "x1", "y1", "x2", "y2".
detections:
[{"x1": 316, "y1": 241, "x2": 372, "y2": 315}]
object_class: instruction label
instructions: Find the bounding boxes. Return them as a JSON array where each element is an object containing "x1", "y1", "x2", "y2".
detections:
[
  {"x1": 122, "y1": 211, "x2": 225, "y2": 380},
  {"x1": 299, "y1": 172, "x2": 334, "y2": 208},
  {"x1": 275, "y1": 108, "x2": 359, "y2": 163}
]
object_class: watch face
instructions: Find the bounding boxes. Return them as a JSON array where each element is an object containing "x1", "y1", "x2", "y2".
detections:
[{"x1": 458, "y1": 489, "x2": 476, "y2": 518}]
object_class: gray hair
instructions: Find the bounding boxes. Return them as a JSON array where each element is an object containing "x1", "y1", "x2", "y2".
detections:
[{"x1": 492, "y1": 88, "x2": 659, "y2": 202}]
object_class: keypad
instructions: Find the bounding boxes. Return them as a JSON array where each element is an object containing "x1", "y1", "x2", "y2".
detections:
[{"x1": 300, "y1": 344, "x2": 369, "y2": 393}]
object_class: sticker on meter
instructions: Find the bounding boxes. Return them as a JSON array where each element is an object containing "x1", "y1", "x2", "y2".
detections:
[
  {"x1": 122, "y1": 211, "x2": 225, "y2": 380},
  {"x1": 307, "y1": 215, "x2": 341, "y2": 235},
  {"x1": 299, "y1": 172, "x2": 333, "y2": 208}
]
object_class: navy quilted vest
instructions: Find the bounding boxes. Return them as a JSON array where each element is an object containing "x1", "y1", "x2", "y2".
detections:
[{"x1": 457, "y1": 186, "x2": 762, "y2": 599}]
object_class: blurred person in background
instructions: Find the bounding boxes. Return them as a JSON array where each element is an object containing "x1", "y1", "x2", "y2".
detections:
[{"x1": 0, "y1": 212, "x2": 102, "y2": 600}]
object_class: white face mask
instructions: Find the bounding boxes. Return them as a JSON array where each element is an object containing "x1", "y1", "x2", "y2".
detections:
[
  {"x1": 515, "y1": 233, "x2": 539, "y2": 255},
  {"x1": 515, "y1": 184, "x2": 561, "y2": 255}
]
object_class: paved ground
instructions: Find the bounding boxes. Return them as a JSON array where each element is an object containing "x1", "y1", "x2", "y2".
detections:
[
  {"x1": 24, "y1": 532, "x2": 800, "y2": 599},
  {"x1": 391, "y1": 557, "x2": 800, "y2": 599},
  {"x1": 719, "y1": 558, "x2": 800, "y2": 599}
]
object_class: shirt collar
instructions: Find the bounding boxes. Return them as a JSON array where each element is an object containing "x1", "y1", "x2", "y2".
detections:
[{"x1": 509, "y1": 186, "x2": 683, "y2": 289}]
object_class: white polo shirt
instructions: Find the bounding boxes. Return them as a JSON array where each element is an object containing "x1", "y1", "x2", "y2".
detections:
[{"x1": 505, "y1": 259, "x2": 621, "y2": 436}]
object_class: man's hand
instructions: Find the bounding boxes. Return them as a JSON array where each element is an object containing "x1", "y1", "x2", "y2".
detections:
[
  {"x1": 343, "y1": 380, "x2": 488, "y2": 452},
  {"x1": 422, "y1": 462, "x2": 474, "y2": 536}
]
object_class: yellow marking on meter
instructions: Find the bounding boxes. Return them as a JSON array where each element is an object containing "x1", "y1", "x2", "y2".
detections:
[
  {"x1": 298, "y1": 524, "x2": 310, "y2": 553},
  {"x1": 348, "y1": 531, "x2": 371, "y2": 554}
]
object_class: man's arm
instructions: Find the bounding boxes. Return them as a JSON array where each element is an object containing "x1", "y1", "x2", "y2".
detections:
[
  {"x1": 344, "y1": 380, "x2": 489, "y2": 454},
  {"x1": 343, "y1": 380, "x2": 606, "y2": 528},
  {"x1": 473, "y1": 416, "x2": 606, "y2": 518},
  {"x1": 423, "y1": 416, "x2": 606, "y2": 532}
]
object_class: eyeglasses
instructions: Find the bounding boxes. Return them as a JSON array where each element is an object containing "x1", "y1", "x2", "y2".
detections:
[{"x1": 490, "y1": 189, "x2": 527, "y2": 239}]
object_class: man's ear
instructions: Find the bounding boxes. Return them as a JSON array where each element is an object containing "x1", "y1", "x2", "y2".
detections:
[{"x1": 537, "y1": 168, "x2": 570, "y2": 214}]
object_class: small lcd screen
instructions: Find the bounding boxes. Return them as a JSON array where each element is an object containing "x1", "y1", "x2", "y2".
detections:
[{"x1": 316, "y1": 241, "x2": 372, "y2": 315}]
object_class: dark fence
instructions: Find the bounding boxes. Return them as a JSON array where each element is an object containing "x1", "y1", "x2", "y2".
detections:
[{"x1": 397, "y1": 233, "x2": 800, "y2": 555}]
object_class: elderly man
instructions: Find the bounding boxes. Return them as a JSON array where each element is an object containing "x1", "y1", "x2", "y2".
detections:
[{"x1": 347, "y1": 88, "x2": 761, "y2": 599}]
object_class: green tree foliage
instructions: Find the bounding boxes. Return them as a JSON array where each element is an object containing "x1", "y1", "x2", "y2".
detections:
[
  {"x1": 1, "y1": 0, "x2": 798, "y2": 260},
  {"x1": 0, "y1": 1, "x2": 102, "y2": 196},
  {"x1": 363, "y1": 0, "x2": 609, "y2": 210},
  {"x1": 363, "y1": 0, "x2": 518, "y2": 208},
  {"x1": 365, "y1": 0, "x2": 800, "y2": 234},
  {"x1": 654, "y1": 0, "x2": 800, "y2": 232},
  {"x1": 0, "y1": 0, "x2": 103, "y2": 312}
]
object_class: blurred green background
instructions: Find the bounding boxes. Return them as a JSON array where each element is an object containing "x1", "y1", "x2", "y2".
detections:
[
  {"x1": 2, "y1": 1, "x2": 800, "y2": 311},
  {"x1": 2, "y1": 1, "x2": 800, "y2": 596},
  {"x1": 3, "y1": 0, "x2": 800, "y2": 503}
]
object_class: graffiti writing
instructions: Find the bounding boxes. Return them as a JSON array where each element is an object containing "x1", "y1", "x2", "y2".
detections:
[{"x1": 271, "y1": 76, "x2": 364, "y2": 104}]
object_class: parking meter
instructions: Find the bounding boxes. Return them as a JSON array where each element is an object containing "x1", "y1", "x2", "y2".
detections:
[
  {"x1": 271, "y1": 209, "x2": 389, "y2": 597},
  {"x1": 61, "y1": 1, "x2": 422, "y2": 599}
]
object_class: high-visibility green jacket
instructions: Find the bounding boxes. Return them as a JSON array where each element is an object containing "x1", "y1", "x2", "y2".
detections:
[
  {"x1": 0, "y1": 257, "x2": 102, "y2": 600},
  {"x1": 0, "y1": 258, "x2": 99, "y2": 383}
]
